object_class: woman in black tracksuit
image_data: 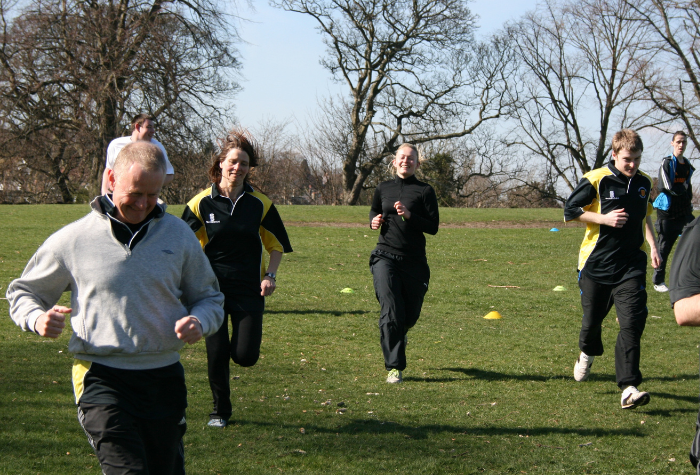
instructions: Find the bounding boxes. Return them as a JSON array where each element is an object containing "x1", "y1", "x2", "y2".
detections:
[
  {"x1": 182, "y1": 129, "x2": 292, "y2": 427},
  {"x1": 369, "y1": 143, "x2": 439, "y2": 383}
]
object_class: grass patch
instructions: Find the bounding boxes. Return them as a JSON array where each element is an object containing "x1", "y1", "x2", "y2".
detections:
[
  {"x1": 0, "y1": 204, "x2": 697, "y2": 473},
  {"x1": 253, "y1": 205, "x2": 566, "y2": 225}
]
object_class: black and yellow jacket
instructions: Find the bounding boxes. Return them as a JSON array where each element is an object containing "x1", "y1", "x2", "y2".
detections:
[
  {"x1": 564, "y1": 161, "x2": 653, "y2": 284},
  {"x1": 182, "y1": 183, "x2": 292, "y2": 297}
]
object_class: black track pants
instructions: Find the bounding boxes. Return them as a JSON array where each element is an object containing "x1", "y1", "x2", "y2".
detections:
[
  {"x1": 370, "y1": 250, "x2": 430, "y2": 371},
  {"x1": 653, "y1": 216, "x2": 693, "y2": 285},
  {"x1": 206, "y1": 301, "x2": 263, "y2": 421},
  {"x1": 690, "y1": 399, "x2": 700, "y2": 474},
  {"x1": 78, "y1": 403, "x2": 186, "y2": 475},
  {"x1": 578, "y1": 272, "x2": 648, "y2": 388}
]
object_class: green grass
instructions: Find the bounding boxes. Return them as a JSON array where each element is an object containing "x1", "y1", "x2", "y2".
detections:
[
  {"x1": 245, "y1": 204, "x2": 566, "y2": 225},
  {"x1": 0, "y1": 204, "x2": 697, "y2": 473}
]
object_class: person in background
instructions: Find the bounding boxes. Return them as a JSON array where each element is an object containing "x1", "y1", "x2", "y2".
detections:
[
  {"x1": 369, "y1": 143, "x2": 439, "y2": 384},
  {"x1": 7, "y1": 141, "x2": 224, "y2": 474},
  {"x1": 652, "y1": 130, "x2": 694, "y2": 292},
  {"x1": 101, "y1": 113, "x2": 174, "y2": 195},
  {"x1": 182, "y1": 128, "x2": 293, "y2": 428},
  {"x1": 565, "y1": 129, "x2": 660, "y2": 409}
]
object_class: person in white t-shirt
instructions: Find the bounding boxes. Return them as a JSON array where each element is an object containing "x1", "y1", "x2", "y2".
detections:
[{"x1": 101, "y1": 114, "x2": 174, "y2": 195}]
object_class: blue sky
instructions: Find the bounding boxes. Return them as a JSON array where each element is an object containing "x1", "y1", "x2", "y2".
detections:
[
  {"x1": 230, "y1": 0, "x2": 684, "y2": 167},
  {"x1": 233, "y1": 0, "x2": 538, "y2": 129}
]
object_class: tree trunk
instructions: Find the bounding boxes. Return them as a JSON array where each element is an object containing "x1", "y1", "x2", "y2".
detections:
[{"x1": 48, "y1": 145, "x2": 74, "y2": 203}]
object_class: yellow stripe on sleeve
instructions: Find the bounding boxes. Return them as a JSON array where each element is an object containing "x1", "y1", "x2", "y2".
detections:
[
  {"x1": 576, "y1": 168, "x2": 609, "y2": 271},
  {"x1": 186, "y1": 188, "x2": 211, "y2": 249}
]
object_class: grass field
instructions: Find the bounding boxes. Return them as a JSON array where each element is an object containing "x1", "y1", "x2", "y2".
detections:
[{"x1": 0, "y1": 204, "x2": 698, "y2": 474}]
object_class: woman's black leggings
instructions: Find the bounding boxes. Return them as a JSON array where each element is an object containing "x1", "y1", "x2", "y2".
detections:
[{"x1": 205, "y1": 300, "x2": 263, "y2": 421}]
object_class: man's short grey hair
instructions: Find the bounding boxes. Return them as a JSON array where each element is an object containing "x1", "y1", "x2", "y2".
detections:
[{"x1": 113, "y1": 141, "x2": 167, "y2": 178}]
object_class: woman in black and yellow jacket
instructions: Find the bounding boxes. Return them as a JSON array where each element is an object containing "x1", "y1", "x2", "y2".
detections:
[{"x1": 182, "y1": 129, "x2": 292, "y2": 428}]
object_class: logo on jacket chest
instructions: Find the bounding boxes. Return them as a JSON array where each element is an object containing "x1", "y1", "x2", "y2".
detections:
[
  {"x1": 205, "y1": 213, "x2": 220, "y2": 224},
  {"x1": 603, "y1": 187, "x2": 648, "y2": 201}
]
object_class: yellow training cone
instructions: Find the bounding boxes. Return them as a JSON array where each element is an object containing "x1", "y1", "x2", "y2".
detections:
[{"x1": 483, "y1": 311, "x2": 502, "y2": 320}]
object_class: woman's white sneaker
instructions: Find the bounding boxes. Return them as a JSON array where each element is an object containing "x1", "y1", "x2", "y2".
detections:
[{"x1": 386, "y1": 369, "x2": 403, "y2": 383}]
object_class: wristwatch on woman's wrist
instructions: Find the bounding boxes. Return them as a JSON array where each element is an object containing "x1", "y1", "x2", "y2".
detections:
[{"x1": 264, "y1": 272, "x2": 276, "y2": 280}]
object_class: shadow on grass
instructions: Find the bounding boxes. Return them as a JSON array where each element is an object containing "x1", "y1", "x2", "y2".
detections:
[
  {"x1": 439, "y1": 367, "x2": 570, "y2": 382},
  {"x1": 589, "y1": 390, "x2": 697, "y2": 416},
  {"x1": 266, "y1": 309, "x2": 372, "y2": 316},
  {"x1": 439, "y1": 367, "x2": 700, "y2": 385},
  {"x1": 642, "y1": 408, "x2": 697, "y2": 417},
  {"x1": 645, "y1": 374, "x2": 700, "y2": 382},
  {"x1": 611, "y1": 390, "x2": 699, "y2": 415},
  {"x1": 647, "y1": 391, "x2": 699, "y2": 404},
  {"x1": 228, "y1": 418, "x2": 646, "y2": 440},
  {"x1": 0, "y1": 419, "x2": 644, "y2": 473}
]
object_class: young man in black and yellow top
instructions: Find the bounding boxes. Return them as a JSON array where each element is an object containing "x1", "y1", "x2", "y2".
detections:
[{"x1": 564, "y1": 129, "x2": 661, "y2": 409}]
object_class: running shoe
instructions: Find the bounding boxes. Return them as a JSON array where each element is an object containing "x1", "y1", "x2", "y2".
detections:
[
  {"x1": 573, "y1": 352, "x2": 594, "y2": 382},
  {"x1": 621, "y1": 386, "x2": 650, "y2": 409},
  {"x1": 207, "y1": 418, "x2": 227, "y2": 428},
  {"x1": 386, "y1": 368, "x2": 403, "y2": 383}
]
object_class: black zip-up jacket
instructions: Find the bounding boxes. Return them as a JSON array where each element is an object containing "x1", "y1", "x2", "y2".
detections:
[
  {"x1": 564, "y1": 161, "x2": 653, "y2": 284},
  {"x1": 369, "y1": 175, "x2": 439, "y2": 257},
  {"x1": 656, "y1": 155, "x2": 694, "y2": 220}
]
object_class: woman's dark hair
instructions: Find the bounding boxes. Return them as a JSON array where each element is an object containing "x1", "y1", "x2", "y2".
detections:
[{"x1": 208, "y1": 128, "x2": 259, "y2": 184}]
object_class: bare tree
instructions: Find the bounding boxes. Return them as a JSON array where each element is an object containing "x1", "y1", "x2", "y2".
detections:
[
  {"x1": 507, "y1": 0, "x2": 655, "y2": 198},
  {"x1": 250, "y1": 118, "x2": 296, "y2": 198},
  {"x1": 160, "y1": 135, "x2": 216, "y2": 205},
  {"x1": 627, "y1": 0, "x2": 700, "y2": 150},
  {"x1": 0, "y1": 0, "x2": 240, "y2": 202},
  {"x1": 302, "y1": 95, "x2": 363, "y2": 204},
  {"x1": 416, "y1": 130, "x2": 523, "y2": 207},
  {"x1": 272, "y1": 0, "x2": 518, "y2": 205},
  {"x1": 240, "y1": 118, "x2": 337, "y2": 205}
]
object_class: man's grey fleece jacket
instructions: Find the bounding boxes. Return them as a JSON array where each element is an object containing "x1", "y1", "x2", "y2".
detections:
[{"x1": 6, "y1": 198, "x2": 225, "y2": 370}]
